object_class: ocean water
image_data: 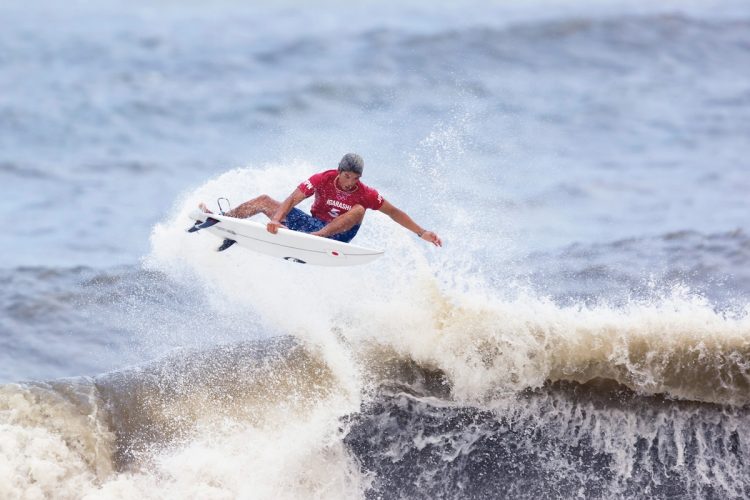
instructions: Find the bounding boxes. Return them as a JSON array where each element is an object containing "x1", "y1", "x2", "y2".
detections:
[{"x1": 2, "y1": 0, "x2": 750, "y2": 498}]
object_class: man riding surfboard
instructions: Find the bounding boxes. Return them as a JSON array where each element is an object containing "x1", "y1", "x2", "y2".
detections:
[{"x1": 199, "y1": 153, "x2": 442, "y2": 249}]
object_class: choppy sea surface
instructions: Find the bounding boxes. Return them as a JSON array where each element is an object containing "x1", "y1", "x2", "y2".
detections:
[{"x1": 2, "y1": 0, "x2": 750, "y2": 498}]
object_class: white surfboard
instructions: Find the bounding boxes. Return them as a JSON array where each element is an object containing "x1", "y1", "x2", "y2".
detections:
[{"x1": 187, "y1": 210, "x2": 384, "y2": 266}]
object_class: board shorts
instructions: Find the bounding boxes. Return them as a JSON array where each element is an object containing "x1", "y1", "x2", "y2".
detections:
[{"x1": 284, "y1": 208, "x2": 360, "y2": 243}]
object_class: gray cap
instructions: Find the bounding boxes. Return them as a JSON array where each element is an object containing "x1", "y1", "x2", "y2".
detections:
[{"x1": 338, "y1": 153, "x2": 364, "y2": 175}]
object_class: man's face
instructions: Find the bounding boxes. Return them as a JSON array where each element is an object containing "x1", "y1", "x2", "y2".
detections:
[{"x1": 338, "y1": 171, "x2": 361, "y2": 190}]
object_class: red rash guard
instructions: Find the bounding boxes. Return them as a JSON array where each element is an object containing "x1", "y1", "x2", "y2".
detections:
[{"x1": 298, "y1": 170, "x2": 384, "y2": 223}]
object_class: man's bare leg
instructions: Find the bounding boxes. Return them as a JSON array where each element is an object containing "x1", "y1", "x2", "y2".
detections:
[
  {"x1": 199, "y1": 195, "x2": 281, "y2": 219},
  {"x1": 312, "y1": 205, "x2": 365, "y2": 238}
]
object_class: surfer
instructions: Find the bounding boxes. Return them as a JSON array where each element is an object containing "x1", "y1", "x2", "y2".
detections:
[{"x1": 199, "y1": 153, "x2": 442, "y2": 247}]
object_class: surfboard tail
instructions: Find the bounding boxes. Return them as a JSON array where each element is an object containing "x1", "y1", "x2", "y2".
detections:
[{"x1": 186, "y1": 217, "x2": 220, "y2": 233}]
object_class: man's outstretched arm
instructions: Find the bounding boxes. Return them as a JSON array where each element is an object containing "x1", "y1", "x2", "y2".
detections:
[
  {"x1": 379, "y1": 200, "x2": 442, "y2": 247},
  {"x1": 267, "y1": 188, "x2": 308, "y2": 234}
]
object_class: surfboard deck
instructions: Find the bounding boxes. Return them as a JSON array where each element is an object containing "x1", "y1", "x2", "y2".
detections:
[{"x1": 187, "y1": 210, "x2": 384, "y2": 266}]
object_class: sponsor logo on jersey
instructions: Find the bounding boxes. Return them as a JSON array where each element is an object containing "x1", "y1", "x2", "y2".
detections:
[{"x1": 326, "y1": 199, "x2": 352, "y2": 211}]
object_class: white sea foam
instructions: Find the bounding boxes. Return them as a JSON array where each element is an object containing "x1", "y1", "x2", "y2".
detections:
[
  {"x1": 0, "y1": 341, "x2": 367, "y2": 500},
  {"x1": 148, "y1": 164, "x2": 750, "y2": 407},
  {"x1": 0, "y1": 381, "x2": 114, "y2": 499}
]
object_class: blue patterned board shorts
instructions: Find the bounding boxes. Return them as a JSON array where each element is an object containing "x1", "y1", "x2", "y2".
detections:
[{"x1": 284, "y1": 208, "x2": 360, "y2": 243}]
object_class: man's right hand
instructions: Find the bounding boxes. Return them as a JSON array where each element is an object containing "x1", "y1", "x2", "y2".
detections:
[{"x1": 266, "y1": 220, "x2": 284, "y2": 234}]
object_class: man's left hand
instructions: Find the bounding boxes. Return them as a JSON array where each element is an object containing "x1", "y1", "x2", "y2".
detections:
[{"x1": 421, "y1": 231, "x2": 442, "y2": 247}]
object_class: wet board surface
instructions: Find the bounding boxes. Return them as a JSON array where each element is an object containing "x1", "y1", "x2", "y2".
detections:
[{"x1": 188, "y1": 210, "x2": 384, "y2": 266}]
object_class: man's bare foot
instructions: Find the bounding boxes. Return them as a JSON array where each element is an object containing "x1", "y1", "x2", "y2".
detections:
[{"x1": 198, "y1": 202, "x2": 213, "y2": 214}]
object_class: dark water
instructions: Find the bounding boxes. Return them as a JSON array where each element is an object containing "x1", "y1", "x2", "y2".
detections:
[
  {"x1": 347, "y1": 381, "x2": 750, "y2": 499},
  {"x1": 1, "y1": 1, "x2": 749, "y2": 498}
]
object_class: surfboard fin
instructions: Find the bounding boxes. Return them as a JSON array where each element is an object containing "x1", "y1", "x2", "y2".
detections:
[
  {"x1": 217, "y1": 239, "x2": 237, "y2": 252},
  {"x1": 186, "y1": 217, "x2": 220, "y2": 233}
]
